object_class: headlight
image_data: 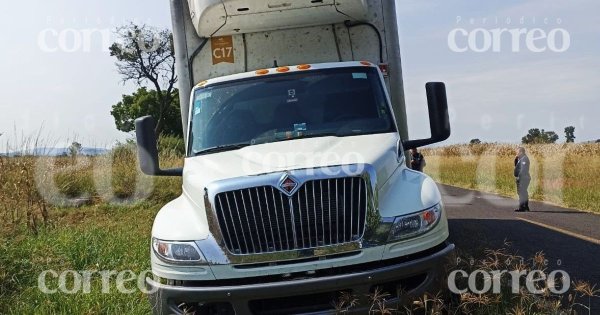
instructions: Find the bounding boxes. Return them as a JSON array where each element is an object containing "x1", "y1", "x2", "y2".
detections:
[
  {"x1": 152, "y1": 238, "x2": 205, "y2": 264},
  {"x1": 388, "y1": 203, "x2": 442, "y2": 242}
]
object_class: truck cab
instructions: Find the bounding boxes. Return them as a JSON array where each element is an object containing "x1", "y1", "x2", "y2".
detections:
[{"x1": 135, "y1": 1, "x2": 454, "y2": 314}]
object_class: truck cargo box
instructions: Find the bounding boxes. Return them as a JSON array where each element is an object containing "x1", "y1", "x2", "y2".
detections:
[{"x1": 188, "y1": 0, "x2": 371, "y2": 37}]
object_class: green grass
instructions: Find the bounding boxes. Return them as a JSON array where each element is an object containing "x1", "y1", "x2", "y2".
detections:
[
  {"x1": 0, "y1": 138, "x2": 188, "y2": 314},
  {"x1": 0, "y1": 139, "x2": 183, "y2": 314},
  {"x1": 0, "y1": 202, "x2": 160, "y2": 314}
]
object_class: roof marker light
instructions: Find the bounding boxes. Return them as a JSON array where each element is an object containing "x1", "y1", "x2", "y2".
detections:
[
  {"x1": 297, "y1": 64, "x2": 311, "y2": 70},
  {"x1": 255, "y1": 69, "x2": 269, "y2": 75},
  {"x1": 360, "y1": 61, "x2": 372, "y2": 66},
  {"x1": 276, "y1": 66, "x2": 290, "y2": 73}
]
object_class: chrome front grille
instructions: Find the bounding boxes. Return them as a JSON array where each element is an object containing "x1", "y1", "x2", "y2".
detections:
[{"x1": 214, "y1": 177, "x2": 368, "y2": 255}]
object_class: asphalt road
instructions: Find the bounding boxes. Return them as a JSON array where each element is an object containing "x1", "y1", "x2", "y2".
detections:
[{"x1": 441, "y1": 184, "x2": 600, "y2": 310}]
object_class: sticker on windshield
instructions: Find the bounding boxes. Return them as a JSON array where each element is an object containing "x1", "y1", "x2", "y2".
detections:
[
  {"x1": 198, "y1": 92, "x2": 212, "y2": 100},
  {"x1": 287, "y1": 89, "x2": 298, "y2": 103},
  {"x1": 193, "y1": 100, "x2": 202, "y2": 115},
  {"x1": 294, "y1": 123, "x2": 307, "y2": 132},
  {"x1": 352, "y1": 73, "x2": 368, "y2": 79}
]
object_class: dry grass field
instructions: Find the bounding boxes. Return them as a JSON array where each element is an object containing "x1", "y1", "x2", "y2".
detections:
[{"x1": 421, "y1": 143, "x2": 600, "y2": 213}]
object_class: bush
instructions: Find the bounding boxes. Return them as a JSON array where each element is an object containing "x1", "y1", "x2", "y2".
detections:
[
  {"x1": 158, "y1": 135, "x2": 185, "y2": 157},
  {"x1": 0, "y1": 155, "x2": 50, "y2": 234},
  {"x1": 54, "y1": 164, "x2": 96, "y2": 199}
]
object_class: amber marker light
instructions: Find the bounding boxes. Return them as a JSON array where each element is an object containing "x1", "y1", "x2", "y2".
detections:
[
  {"x1": 276, "y1": 66, "x2": 290, "y2": 73},
  {"x1": 255, "y1": 69, "x2": 269, "y2": 75},
  {"x1": 296, "y1": 64, "x2": 311, "y2": 70}
]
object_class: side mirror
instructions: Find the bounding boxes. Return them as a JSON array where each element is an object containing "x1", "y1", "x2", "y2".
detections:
[
  {"x1": 135, "y1": 116, "x2": 183, "y2": 177},
  {"x1": 402, "y1": 82, "x2": 451, "y2": 150}
]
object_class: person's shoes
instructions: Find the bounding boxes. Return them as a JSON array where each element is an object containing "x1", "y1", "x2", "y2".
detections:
[{"x1": 515, "y1": 203, "x2": 526, "y2": 212}]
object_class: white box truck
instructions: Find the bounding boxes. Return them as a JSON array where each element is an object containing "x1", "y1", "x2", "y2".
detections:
[{"x1": 135, "y1": 1, "x2": 454, "y2": 314}]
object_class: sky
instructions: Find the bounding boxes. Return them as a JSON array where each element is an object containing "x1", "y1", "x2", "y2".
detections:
[{"x1": 0, "y1": 0, "x2": 599, "y2": 149}]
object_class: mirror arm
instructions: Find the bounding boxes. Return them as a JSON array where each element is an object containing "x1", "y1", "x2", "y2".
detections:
[
  {"x1": 157, "y1": 167, "x2": 184, "y2": 177},
  {"x1": 402, "y1": 139, "x2": 432, "y2": 151}
]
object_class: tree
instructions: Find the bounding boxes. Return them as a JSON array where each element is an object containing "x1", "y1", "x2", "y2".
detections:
[
  {"x1": 109, "y1": 23, "x2": 178, "y2": 136},
  {"x1": 544, "y1": 131, "x2": 559, "y2": 143},
  {"x1": 521, "y1": 128, "x2": 559, "y2": 144},
  {"x1": 68, "y1": 142, "x2": 82, "y2": 157},
  {"x1": 469, "y1": 138, "x2": 482, "y2": 145},
  {"x1": 564, "y1": 126, "x2": 576, "y2": 143},
  {"x1": 111, "y1": 87, "x2": 182, "y2": 136}
]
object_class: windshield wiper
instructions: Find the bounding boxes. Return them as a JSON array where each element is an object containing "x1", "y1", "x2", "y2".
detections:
[
  {"x1": 193, "y1": 142, "x2": 251, "y2": 156},
  {"x1": 266, "y1": 132, "x2": 351, "y2": 144}
]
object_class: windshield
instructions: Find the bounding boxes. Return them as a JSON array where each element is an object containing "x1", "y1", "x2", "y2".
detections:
[{"x1": 189, "y1": 67, "x2": 396, "y2": 156}]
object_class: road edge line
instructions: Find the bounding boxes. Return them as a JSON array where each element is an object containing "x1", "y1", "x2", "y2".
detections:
[{"x1": 517, "y1": 217, "x2": 600, "y2": 245}]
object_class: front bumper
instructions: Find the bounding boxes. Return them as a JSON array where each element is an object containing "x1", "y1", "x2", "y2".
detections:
[{"x1": 147, "y1": 242, "x2": 454, "y2": 315}]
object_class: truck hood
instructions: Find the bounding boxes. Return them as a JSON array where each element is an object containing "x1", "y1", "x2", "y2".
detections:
[
  {"x1": 182, "y1": 132, "x2": 400, "y2": 203},
  {"x1": 152, "y1": 132, "x2": 444, "y2": 242}
]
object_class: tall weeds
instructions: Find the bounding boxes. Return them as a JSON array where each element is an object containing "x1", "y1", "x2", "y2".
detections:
[
  {"x1": 0, "y1": 135, "x2": 184, "y2": 235},
  {"x1": 333, "y1": 245, "x2": 599, "y2": 314}
]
